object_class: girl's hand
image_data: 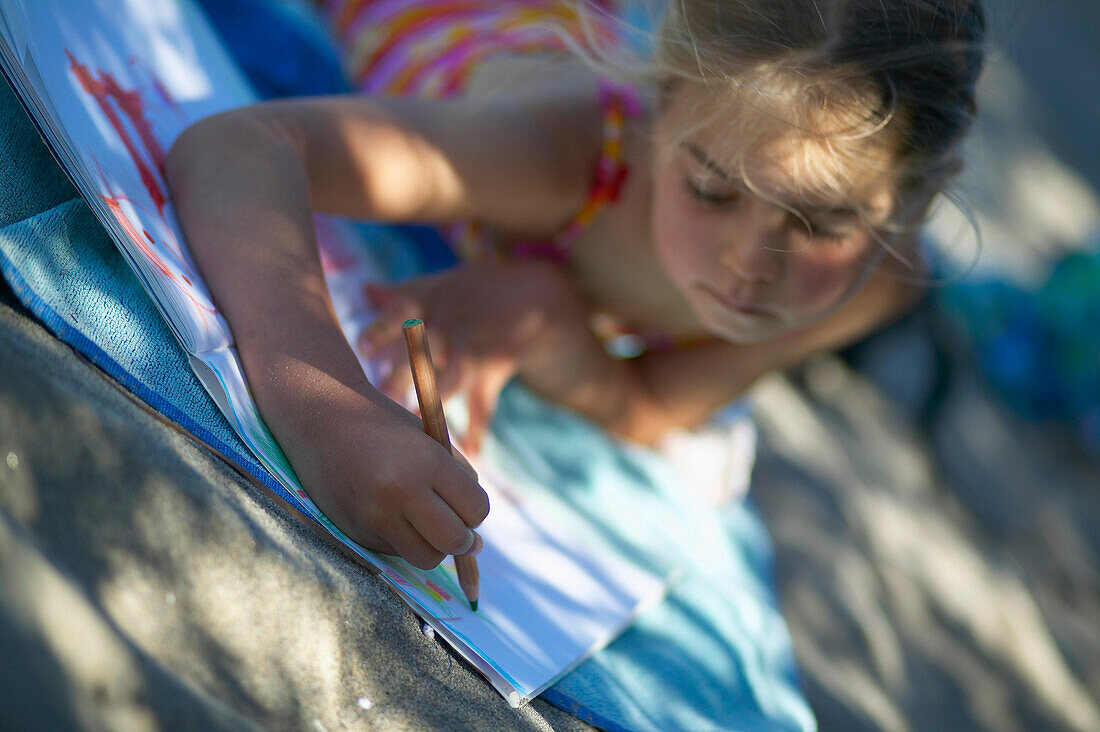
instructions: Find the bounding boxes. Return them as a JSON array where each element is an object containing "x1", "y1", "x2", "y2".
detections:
[
  {"x1": 273, "y1": 367, "x2": 489, "y2": 571},
  {"x1": 358, "y1": 260, "x2": 583, "y2": 453}
]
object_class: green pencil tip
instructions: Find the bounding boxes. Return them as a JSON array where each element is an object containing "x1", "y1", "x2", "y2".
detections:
[
  {"x1": 470, "y1": 600, "x2": 478, "y2": 612},
  {"x1": 402, "y1": 318, "x2": 423, "y2": 328}
]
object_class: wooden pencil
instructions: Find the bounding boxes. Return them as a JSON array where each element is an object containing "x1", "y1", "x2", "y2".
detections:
[{"x1": 402, "y1": 318, "x2": 480, "y2": 611}]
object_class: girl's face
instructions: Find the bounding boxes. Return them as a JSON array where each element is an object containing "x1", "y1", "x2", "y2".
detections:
[{"x1": 651, "y1": 83, "x2": 896, "y2": 344}]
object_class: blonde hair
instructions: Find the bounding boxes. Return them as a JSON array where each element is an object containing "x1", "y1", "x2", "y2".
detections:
[{"x1": 577, "y1": 0, "x2": 987, "y2": 261}]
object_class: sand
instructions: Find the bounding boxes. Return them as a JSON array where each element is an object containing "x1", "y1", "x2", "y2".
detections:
[{"x1": 751, "y1": 3, "x2": 1100, "y2": 728}]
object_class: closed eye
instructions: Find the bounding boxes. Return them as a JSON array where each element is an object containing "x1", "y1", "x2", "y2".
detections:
[
  {"x1": 685, "y1": 178, "x2": 739, "y2": 206},
  {"x1": 790, "y1": 212, "x2": 860, "y2": 241},
  {"x1": 809, "y1": 224, "x2": 854, "y2": 240}
]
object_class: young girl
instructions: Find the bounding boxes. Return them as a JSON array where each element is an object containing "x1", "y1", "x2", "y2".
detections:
[{"x1": 165, "y1": 0, "x2": 986, "y2": 570}]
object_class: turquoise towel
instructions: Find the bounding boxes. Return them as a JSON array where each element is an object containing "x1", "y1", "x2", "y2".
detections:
[{"x1": 0, "y1": 8, "x2": 814, "y2": 729}]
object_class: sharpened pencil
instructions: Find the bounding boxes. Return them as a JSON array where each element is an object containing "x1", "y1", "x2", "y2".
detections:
[{"x1": 402, "y1": 318, "x2": 480, "y2": 611}]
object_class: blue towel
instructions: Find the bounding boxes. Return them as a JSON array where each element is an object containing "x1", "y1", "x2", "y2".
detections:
[{"x1": 0, "y1": 5, "x2": 814, "y2": 729}]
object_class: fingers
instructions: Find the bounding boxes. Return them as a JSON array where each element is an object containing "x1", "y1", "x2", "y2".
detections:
[
  {"x1": 389, "y1": 518, "x2": 447, "y2": 570},
  {"x1": 431, "y1": 463, "x2": 490, "y2": 531},
  {"x1": 407, "y1": 489, "x2": 487, "y2": 560},
  {"x1": 359, "y1": 301, "x2": 419, "y2": 359},
  {"x1": 387, "y1": 522, "x2": 483, "y2": 571},
  {"x1": 378, "y1": 334, "x2": 454, "y2": 406},
  {"x1": 434, "y1": 352, "x2": 464, "y2": 404},
  {"x1": 450, "y1": 448, "x2": 479, "y2": 483},
  {"x1": 359, "y1": 285, "x2": 456, "y2": 406},
  {"x1": 332, "y1": 431, "x2": 487, "y2": 571},
  {"x1": 463, "y1": 380, "x2": 493, "y2": 456},
  {"x1": 360, "y1": 278, "x2": 436, "y2": 356},
  {"x1": 462, "y1": 362, "x2": 511, "y2": 455},
  {"x1": 349, "y1": 531, "x2": 400, "y2": 557},
  {"x1": 459, "y1": 531, "x2": 483, "y2": 558},
  {"x1": 452, "y1": 527, "x2": 478, "y2": 556},
  {"x1": 374, "y1": 436, "x2": 488, "y2": 571}
]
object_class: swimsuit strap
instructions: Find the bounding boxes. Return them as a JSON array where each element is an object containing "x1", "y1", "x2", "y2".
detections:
[
  {"x1": 513, "y1": 78, "x2": 643, "y2": 262},
  {"x1": 451, "y1": 77, "x2": 643, "y2": 263},
  {"x1": 452, "y1": 79, "x2": 697, "y2": 355}
]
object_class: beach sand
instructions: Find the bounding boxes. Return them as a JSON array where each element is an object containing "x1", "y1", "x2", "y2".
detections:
[{"x1": 751, "y1": 2, "x2": 1100, "y2": 729}]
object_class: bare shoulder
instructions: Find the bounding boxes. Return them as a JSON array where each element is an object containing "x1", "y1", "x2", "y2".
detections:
[{"x1": 458, "y1": 54, "x2": 608, "y2": 236}]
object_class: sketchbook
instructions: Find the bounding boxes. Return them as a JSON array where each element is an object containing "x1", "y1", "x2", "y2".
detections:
[{"x1": 0, "y1": 0, "x2": 672, "y2": 706}]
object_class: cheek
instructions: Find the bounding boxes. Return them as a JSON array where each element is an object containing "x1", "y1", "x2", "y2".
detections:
[
  {"x1": 788, "y1": 245, "x2": 876, "y2": 310},
  {"x1": 650, "y1": 174, "x2": 712, "y2": 280}
]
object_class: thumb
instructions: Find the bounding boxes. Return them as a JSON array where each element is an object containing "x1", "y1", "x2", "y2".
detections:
[{"x1": 458, "y1": 530, "x2": 483, "y2": 557}]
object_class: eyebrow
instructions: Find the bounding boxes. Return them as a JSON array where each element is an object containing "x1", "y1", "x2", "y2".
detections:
[
  {"x1": 682, "y1": 141, "x2": 861, "y2": 218},
  {"x1": 684, "y1": 142, "x2": 733, "y2": 180}
]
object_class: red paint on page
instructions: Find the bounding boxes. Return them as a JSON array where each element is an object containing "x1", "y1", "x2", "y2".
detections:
[
  {"x1": 68, "y1": 50, "x2": 167, "y2": 214},
  {"x1": 104, "y1": 197, "x2": 173, "y2": 278}
]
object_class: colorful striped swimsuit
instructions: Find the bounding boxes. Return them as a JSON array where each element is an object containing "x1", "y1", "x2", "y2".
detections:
[{"x1": 321, "y1": 0, "x2": 639, "y2": 263}]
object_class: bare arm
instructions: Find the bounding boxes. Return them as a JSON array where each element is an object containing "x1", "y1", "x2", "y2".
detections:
[
  {"x1": 518, "y1": 269, "x2": 919, "y2": 445},
  {"x1": 164, "y1": 91, "x2": 597, "y2": 565},
  {"x1": 178, "y1": 91, "x2": 599, "y2": 233}
]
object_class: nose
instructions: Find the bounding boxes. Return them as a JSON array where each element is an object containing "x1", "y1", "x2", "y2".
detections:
[
  {"x1": 721, "y1": 234, "x2": 782, "y2": 284},
  {"x1": 719, "y1": 199, "x2": 788, "y2": 283}
]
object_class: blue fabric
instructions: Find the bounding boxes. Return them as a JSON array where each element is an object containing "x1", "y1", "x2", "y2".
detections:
[
  {"x1": 0, "y1": 201, "x2": 304, "y2": 516},
  {"x1": 487, "y1": 387, "x2": 812, "y2": 731},
  {"x1": 0, "y1": 4, "x2": 814, "y2": 729},
  {"x1": 195, "y1": 0, "x2": 350, "y2": 99}
]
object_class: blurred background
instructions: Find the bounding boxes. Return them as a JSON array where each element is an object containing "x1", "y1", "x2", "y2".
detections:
[{"x1": 749, "y1": 1, "x2": 1100, "y2": 729}]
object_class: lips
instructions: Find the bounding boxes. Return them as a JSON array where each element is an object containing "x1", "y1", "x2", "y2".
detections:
[{"x1": 696, "y1": 283, "x2": 779, "y2": 319}]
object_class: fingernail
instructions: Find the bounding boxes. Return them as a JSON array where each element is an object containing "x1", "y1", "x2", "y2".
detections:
[
  {"x1": 458, "y1": 529, "x2": 480, "y2": 556},
  {"x1": 461, "y1": 531, "x2": 483, "y2": 557}
]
